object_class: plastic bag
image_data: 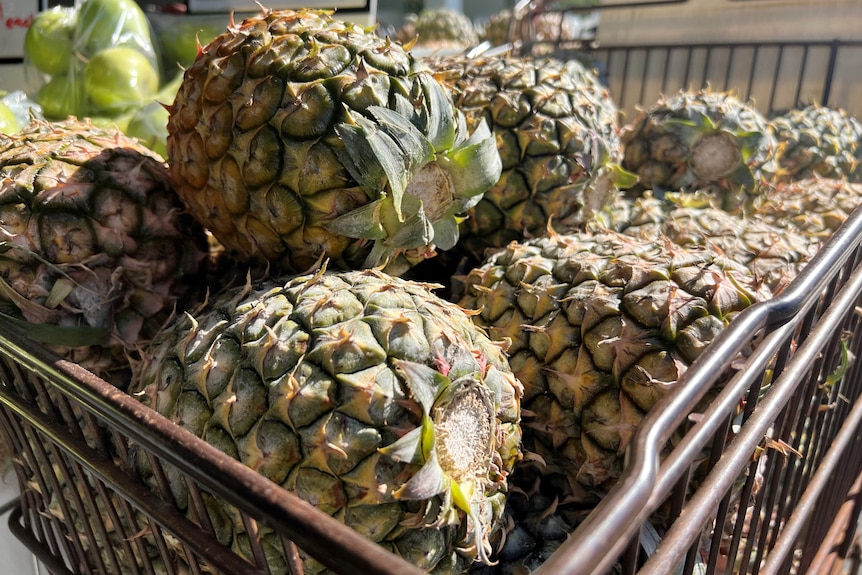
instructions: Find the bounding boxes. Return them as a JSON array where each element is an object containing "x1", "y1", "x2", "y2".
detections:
[{"x1": 23, "y1": 0, "x2": 161, "y2": 121}]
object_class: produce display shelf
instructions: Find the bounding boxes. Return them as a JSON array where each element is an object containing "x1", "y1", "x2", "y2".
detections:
[
  {"x1": 4, "y1": 4, "x2": 862, "y2": 573},
  {"x1": 0, "y1": 326, "x2": 426, "y2": 575},
  {"x1": 4, "y1": 204, "x2": 862, "y2": 575}
]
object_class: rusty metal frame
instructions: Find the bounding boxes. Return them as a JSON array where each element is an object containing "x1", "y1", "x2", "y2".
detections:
[
  {"x1": 535, "y1": 199, "x2": 862, "y2": 574},
  {"x1": 0, "y1": 331, "x2": 427, "y2": 575}
]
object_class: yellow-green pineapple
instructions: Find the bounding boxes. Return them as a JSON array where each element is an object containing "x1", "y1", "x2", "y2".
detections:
[
  {"x1": 398, "y1": 9, "x2": 479, "y2": 53},
  {"x1": 769, "y1": 104, "x2": 862, "y2": 183},
  {"x1": 0, "y1": 117, "x2": 208, "y2": 381},
  {"x1": 167, "y1": 8, "x2": 500, "y2": 277},
  {"x1": 424, "y1": 54, "x2": 626, "y2": 267},
  {"x1": 129, "y1": 268, "x2": 523, "y2": 574},
  {"x1": 459, "y1": 229, "x2": 769, "y2": 495},
  {"x1": 621, "y1": 89, "x2": 776, "y2": 210}
]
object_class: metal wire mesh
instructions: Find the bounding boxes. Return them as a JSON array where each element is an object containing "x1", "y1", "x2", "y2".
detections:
[
  {"x1": 0, "y1": 331, "x2": 426, "y2": 575},
  {"x1": 537, "y1": 203, "x2": 862, "y2": 575}
]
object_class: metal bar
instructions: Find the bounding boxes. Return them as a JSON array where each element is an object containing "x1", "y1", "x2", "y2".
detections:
[
  {"x1": 620, "y1": 47, "x2": 633, "y2": 110},
  {"x1": 562, "y1": 0, "x2": 690, "y2": 10},
  {"x1": 7, "y1": 504, "x2": 78, "y2": 575},
  {"x1": 760, "y1": 390, "x2": 862, "y2": 575},
  {"x1": 822, "y1": 39, "x2": 841, "y2": 106},
  {"x1": 745, "y1": 45, "x2": 759, "y2": 101},
  {"x1": 639, "y1": 47, "x2": 651, "y2": 107},
  {"x1": 0, "y1": 391, "x2": 269, "y2": 575},
  {"x1": 804, "y1": 461, "x2": 862, "y2": 573},
  {"x1": 793, "y1": 44, "x2": 810, "y2": 108},
  {"x1": 661, "y1": 47, "x2": 672, "y2": 94},
  {"x1": 768, "y1": 44, "x2": 784, "y2": 112},
  {"x1": 639, "y1": 242, "x2": 862, "y2": 574},
  {"x1": 0, "y1": 339, "x2": 427, "y2": 575},
  {"x1": 537, "y1": 204, "x2": 862, "y2": 575},
  {"x1": 701, "y1": 46, "x2": 712, "y2": 89}
]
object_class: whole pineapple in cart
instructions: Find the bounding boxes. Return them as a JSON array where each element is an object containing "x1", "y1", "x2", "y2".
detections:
[
  {"x1": 128, "y1": 268, "x2": 523, "y2": 574},
  {"x1": 419, "y1": 54, "x2": 628, "y2": 273},
  {"x1": 594, "y1": 193, "x2": 819, "y2": 295},
  {"x1": 166, "y1": 8, "x2": 500, "y2": 278},
  {"x1": 768, "y1": 104, "x2": 862, "y2": 184},
  {"x1": 621, "y1": 89, "x2": 776, "y2": 210},
  {"x1": 396, "y1": 9, "x2": 480, "y2": 53},
  {"x1": 459, "y1": 228, "x2": 770, "y2": 496},
  {"x1": 0, "y1": 117, "x2": 208, "y2": 383},
  {"x1": 753, "y1": 177, "x2": 862, "y2": 239}
]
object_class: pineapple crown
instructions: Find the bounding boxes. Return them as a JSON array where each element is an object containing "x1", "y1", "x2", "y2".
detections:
[{"x1": 328, "y1": 73, "x2": 502, "y2": 272}]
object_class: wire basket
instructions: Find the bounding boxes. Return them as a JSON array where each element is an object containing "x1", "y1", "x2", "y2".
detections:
[
  {"x1": 0, "y1": 326, "x2": 429, "y2": 575},
  {"x1": 536, "y1": 202, "x2": 862, "y2": 575},
  {"x1": 4, "y1": 201, "x2": 862, "y2": 575}
]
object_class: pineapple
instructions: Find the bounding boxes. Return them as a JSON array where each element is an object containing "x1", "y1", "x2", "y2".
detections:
[
  {"x1": 753, "y1": 177, "x2": 862, "y2": 239},
  {"x1": 424, "y1": 54, "x2": 626, "y2": 266},
  {"x1": 397, "y1": 9, "x2": 479, "y2": 53},
  {"x1": 166, "y1": 8, "x2": 501, "y2": 277},
  {"x1": 128, "y1": 268, "x2": 523, "y2": 574},
  {"x1": 769, "y1": 104, "x2": 862, "y2": 183},
  {"x1": 478, "y1": 7, "x2": 580, "y2": 51},
  {"x1": 0, "y1": 117, "x2": 208, "y2": 381},
  {"x1": 595, "y1": 194, "x2": 818, "y2": 295},
  {"x1": 459, "y1": 229, "x2": 769, "y2": 494},
  {"x1": 621, "y1": 89, "x2": 776, "y2": 209}
]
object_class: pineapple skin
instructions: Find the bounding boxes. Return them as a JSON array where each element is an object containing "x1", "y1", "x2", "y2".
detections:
[
  {"x1": 129, "y1": 268, "x2": 523, "y2": 574},
  {"x1": 754, "y1": 177, "x2": 862, "y2": 238},
  {"x1": 459, "y1": 230, "x2": 769, "y2": 494},
  {"x1": 595, "y1": 193, "x2": 818, "y2": 295},
  {"x1": 167, "y1": 9, "x2": 499, "y2": 277},
  {"x1": 0, "y1": 117, "x2": 208, "y2": 381},
  {"x1": 426, "y1": 54, "x2": 623, "y2": 264}
]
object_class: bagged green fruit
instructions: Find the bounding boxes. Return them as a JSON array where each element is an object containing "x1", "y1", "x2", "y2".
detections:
[
  {"x1": 24, "y1": 7, "x2": 77, "y2": 76},
  {"x1": 0, "y1": 102, "x2": 19, "y2": 134},
  {"x1": 26, "y1": 0, "x2": 161, "y2": 121},
  {"x1": 126, "y1": 101, "x2": 169, "y2": 156},
  {"x1": 37, "y1": 72, "x2": 88, "y2": 120},
  {"x1": 84, "y1": 46, "x2": 159, "y2": 116},
  {"x1": 74, "y1": 0, "x2": 156, "y2": 61}
]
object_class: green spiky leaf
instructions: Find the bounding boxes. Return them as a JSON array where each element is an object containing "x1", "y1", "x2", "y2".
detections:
[
  {"x1": 393, "y1": 447, "x2": 448, "y2": 500},
  {"x1": 418, "y1": 74, "x2": 457, "y2": 151},
  {"x1": 362, "y1": 107, "x2": 436, "y2": 218},
  {"x1": 333, "y1": 120, "x2": 388, "y2": 197},
  {"x1": 439, "y1": 119, "x2": 502, "y2": 200},
  {"x1": 431, "y1": 216, "x2": 460, "y2": 252},
  {"x1": 324, "y1": 198, "x2": 388, "y2": 240},
  {"x1": 1, "y1": 311, "x2": 108, "y2": 347},
  {"x1": 394, "y1": 359, "x2": 450, "y2": 415},
  {"x1": 610, "y1": 163, "x2": 639, "y2": 189},
  {"x1": 379, "y1": 424, "x2": 424, "y2": 464}
]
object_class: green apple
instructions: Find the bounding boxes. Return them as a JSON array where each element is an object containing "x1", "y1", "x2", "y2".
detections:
[
  {"x1": 74, "y1": 0, "x2": 155, "y2": 59},
  {"x1": 38, "y1": 74, "x2": 88, "y2": 120},
  {"x1": 84, "y1": 46, "x2": 159, "y2": 116},
  {"x1": 0, "y1": 101, "x2": 20, "y2": 134},
  {"x1": 25, "y1": 7, "x2": 78, "y2": 76}
]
